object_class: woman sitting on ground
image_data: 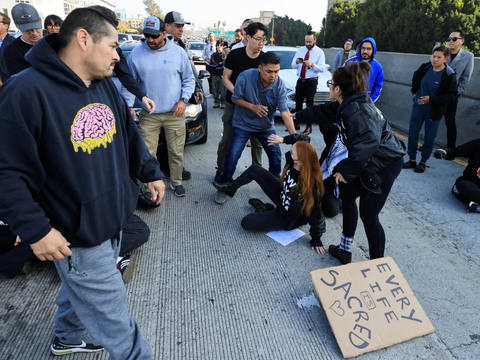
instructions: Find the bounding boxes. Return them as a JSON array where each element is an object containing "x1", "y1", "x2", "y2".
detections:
[{"x1": 214, "y1": 138, "x2": 327, "y2": 255}]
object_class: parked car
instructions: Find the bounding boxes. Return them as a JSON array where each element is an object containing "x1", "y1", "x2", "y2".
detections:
[
  {"x1": 112, "y1": 42, "x2": 210, "y2": 145},
  {"x1": 118, "y1": 33, "x2": 135, "y2": 44},
  {"x1": 188, "y1": 41, "x2": 207, "y2": 64},
  {"x1": 265, "y1": 46, "x2": 332, "y2": 115}
]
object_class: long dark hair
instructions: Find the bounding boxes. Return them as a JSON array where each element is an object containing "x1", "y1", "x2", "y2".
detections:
[{"x1": 332, "y1": 62, "x2": 371, "y2": 97}]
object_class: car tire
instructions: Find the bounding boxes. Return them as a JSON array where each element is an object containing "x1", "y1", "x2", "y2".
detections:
[{"x1": 195, "y1": 118, "x2": 208, "y2": 144}]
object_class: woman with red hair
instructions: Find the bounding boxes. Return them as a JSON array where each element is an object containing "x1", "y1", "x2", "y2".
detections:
[{"x1": 214, "y1": 138, "x2": 326, "y2": 254}]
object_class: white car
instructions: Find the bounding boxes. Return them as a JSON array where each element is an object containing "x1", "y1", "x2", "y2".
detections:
[
  {"x1": 265, "y1": 46, "x2": 332, "y2": 114},
  {"x1": 188, "y1": 41, "x2": 207, "y2": 64}
]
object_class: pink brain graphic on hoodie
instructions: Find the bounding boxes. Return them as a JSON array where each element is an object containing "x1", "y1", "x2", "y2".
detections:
[{"x1": 71, "y1": 103, "x2": 116, "y2": 154}]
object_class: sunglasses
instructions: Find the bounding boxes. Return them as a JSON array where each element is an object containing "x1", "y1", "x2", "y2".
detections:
[
  {"x1": 447, "y1": 37, "x2": 463, "y2": 42},
  {"x1": 326, "y1": 80, "x2": 336, "y2": 87},
  {"x1": 144, "y1": 33, "x2": 161, "y2": 39}
]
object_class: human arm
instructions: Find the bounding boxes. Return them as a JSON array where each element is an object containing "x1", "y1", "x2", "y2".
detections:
[
  {"x1": 174, "y1": 52, "x2": 196, "y2": 117},
  {"x1": 333, "y1": 51, "x2": 341, "y2": 70},
  {"x1": 308, "y1": 198, "x2": 326, "y2": 255},
  {"x1": 370, "y1": 65, "x2": 384, "y2": 102},
  {"x1": 452, "y1": 139, "x2": 480, "y2": 159},
  {"x1": 281, "y1": 111, "x2": 296, "y2": 134},
  {"x1": 114, "y1": 48, "x2": 147, "y2": 102},
  {"x1": 305, "y1": 48, "x2": 325, "y2": 73},
  {"x1": 268, "y1": 133, "x2": 311, "y2": 146},
  {"x1": 430, "y1": 72, "x2": 458, "y2": 106},
  {"x1": 222, "y1": 67, "x2": 234, "y2": 93},
  {"x1": 291, "y1": 49, "x2": 303, "y2": 69},
  {"x1": 457, "y1": 52, "x2": 474, "y2": 95}
]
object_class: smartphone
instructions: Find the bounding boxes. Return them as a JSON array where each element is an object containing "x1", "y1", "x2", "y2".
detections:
[{"x1": 297, "y1": 57, "x2": 304, "y2": 62}]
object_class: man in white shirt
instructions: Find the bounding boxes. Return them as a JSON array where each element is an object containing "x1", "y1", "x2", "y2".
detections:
[
  {"x1": 291, "y1": 31, "x2": 325, "y2": 135},
  {"x1": 203, "y1": 32, "x2": 216, "y2": 94}
]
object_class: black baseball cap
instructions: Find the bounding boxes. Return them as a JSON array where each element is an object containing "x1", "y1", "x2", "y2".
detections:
[{"x1": 164, "y1": 11, "x2": 191, "y2": 25}]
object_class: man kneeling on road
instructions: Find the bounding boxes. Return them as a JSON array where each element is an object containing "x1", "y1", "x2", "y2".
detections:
[{"x1": 213, "y1": 52, "x2": 296, "y2": 197}]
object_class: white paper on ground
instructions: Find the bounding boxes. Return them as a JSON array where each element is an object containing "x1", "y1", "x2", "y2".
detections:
[{"x1": 266, "y1": 228, "x2": 305, "y2": 246}]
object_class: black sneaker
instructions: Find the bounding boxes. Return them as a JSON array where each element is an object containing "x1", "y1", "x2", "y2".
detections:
[
  {"x1": 402, "y1": 160, "x2": 416, "y2": 169},
  {"x1": 213, "y1": 180, "x2": 237, "y2": 197},
  {"x1": 170, "y1": 184, "x2": 186, "y2": 197},
  {"x1": 329, "y1": 245, "x2": 352, "y2": 264},
  {"x1": 51, "y1": 336, "x2": 104, "y2": 356},
  {"x1": 467, "y1": 202, "x2": 479, "y2": 213},
  {"x1": 161, "y1": 168, "x2": 191, "y2": 181},
  {"x1": 117, "y1": 254, "x2": 136, "y2": 283},
  {"x1": 414, "y1": 162, "x2": 426, "y2": 173}
]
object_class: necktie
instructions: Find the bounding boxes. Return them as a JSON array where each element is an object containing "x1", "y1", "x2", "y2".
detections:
[{"x1": 300, "y1": 50, "x2": 310, "y2": 80}]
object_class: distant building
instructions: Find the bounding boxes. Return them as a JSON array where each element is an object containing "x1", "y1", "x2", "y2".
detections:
[
  {"x1": 127, "y1": 14, "x2": 145, "y2": 30},
  {"x1": 251, "y1": 11, "x2": 274, "y2": 26},
  {"x1": 115, "y1": 8, "x2": 127, "y2": 22},
  {"x1": 328, "y1": 0, "x2": 366, "y2": 10},
  {"x1": 0, "y1": 0, "x2": 115, "y2": 31}
]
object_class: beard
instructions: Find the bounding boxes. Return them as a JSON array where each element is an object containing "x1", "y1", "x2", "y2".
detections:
[
  {"x1": 306, "y1": 44, "x2": 314, "y2": 50},
  {"x1": 85, "y1": 58, "x2": 116, "y2": 80}
]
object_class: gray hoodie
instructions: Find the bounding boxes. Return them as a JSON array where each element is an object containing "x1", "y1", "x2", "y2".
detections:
[{"x1": 124, "y1": 37, "x2": 195, "y2": 113}]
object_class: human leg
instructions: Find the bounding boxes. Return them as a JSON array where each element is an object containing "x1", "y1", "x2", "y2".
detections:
[
  {"x1": 304, "y1": 79, "x2": 317, "y2": 128},
  {"x1": 216, "y1": 102, "x2": 235, "y2": 174},
  {"x1": 420, "y1": 116, "x2": 441, "y2": 163},
  {"x1": 453, "y1": 180, "x2": 480, "y2": 204},
  {"x1": 138, "y1": 111, "x2": 162, "y2": 158},
  {"x1": 254, "y1": 130, "x2": 282, "y2": 177},
  {"x1": 212, "y1": 75, "x2": 220, "y2": 106},
  {"x1": 233, "y1": 164, "x2": 281, "y2": 204},
  {"x1": 162, "y1": 111, "x2": 186, "y2": 187},
  {"x1": 359, "y1": 157, "x2": 402, "y2": 259},
  {"x1": 338, "y1": 179, "x2": 363, "y2": 251},
  {"x1": 241, "y1": 207, "x2": 286, "y2": 232},
  {"x1": 53, "y1": 238, "x2": 151, "y2": 360},
  {"x1": 322, "y1": 177, "x2": 340, "y2": 218},
  {"x1": 406, "y1": 107, "x2": 425, "y2": 162},
  {"x1": 444, "y1": 97, "x2": 459, "y2": 148},
  {"x1": 219, "y1": 127, "x2": 251, "y2": 182},
  {"x1": 119, "y1": 215, "x2": 150, "y2": 255}
]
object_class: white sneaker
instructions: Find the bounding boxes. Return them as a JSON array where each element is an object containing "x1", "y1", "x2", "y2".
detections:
[{"x1": 214, "y1": 191, "x2": 227, "y2": 204}]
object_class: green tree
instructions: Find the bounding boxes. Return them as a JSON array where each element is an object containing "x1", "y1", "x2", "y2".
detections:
[
  {"x1": 321, "y1": 0, "x2": 361, "y2": 48},
  {"x1": 143, "y1": 0, "x2": 163, "y2": 17},
  {"x1": 267, "y1": 16, "x2": 312, "y2": 46}
]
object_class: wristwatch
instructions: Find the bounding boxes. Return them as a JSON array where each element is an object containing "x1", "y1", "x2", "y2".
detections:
[{"x1": 181, "y1": 98, "x2": 189, "y2": 104}]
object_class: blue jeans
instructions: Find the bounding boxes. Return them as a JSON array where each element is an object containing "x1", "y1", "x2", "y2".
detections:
[
  {"x1": 54, "y1": 235, "x2": 152, "y2": 360},
  {"x1": 407, "y1": 106, "x2": 441, "y2": 163},
  {"x1": 220, "y1": 127, "x2": 281, "y2": 181}
]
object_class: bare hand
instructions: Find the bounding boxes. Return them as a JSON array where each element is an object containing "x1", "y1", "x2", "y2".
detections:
[
  {"x1": 147, "y1": 180, "x2": 165, "y2": 204},
  {"x1": 250, "y1": 104, "x2": 268, "y2": 117},
  {"x1": 129, "y1": 107, "x2": 137, "y2": 121},
  {"x1": 304, "y1": 60, "x2": 312, "y2": 67},
  {"x1": 418, "y1": 96, "x2": 430, "y2": 105},
  {"x1": 312, "y1": 246, "x2": 326, "y2": 255},
  {"x1": 14, "y1": 236, "x2": 21, "y2": 246},
  {"x1": 333, "y1": 172, "x2": 347, "y2": 185},
  {"x1": 30, "y1": 228, "x2": 71, "y2": 261},
  {"x1": 267, "y1": 134, "x2": 284, "y2": 146},
  {"x1": 296, "y1": 57, "x2": 303, "y2": 64},
  {"x1": 173, "y1": 101, "x2": 187, "y2": 117},
  {"x1": 142, "y1": 96, "x2": 156, "y2": 114},
  {"x1": 195, "y1": 91, "x2": 204, "y2": 104}
]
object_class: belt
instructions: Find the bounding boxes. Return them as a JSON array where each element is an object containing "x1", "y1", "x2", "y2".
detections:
[{"x1": 299, "y1": 77, "x2": 318, "y2": 82}]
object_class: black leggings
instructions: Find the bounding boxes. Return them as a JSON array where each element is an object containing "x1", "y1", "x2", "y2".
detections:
[
  {"x1": 340, "y1": 157, "x2": 403, "y2": 259},
  {"x1": 453, "y1": 179, "x2": 480, "y2": 204},
  {"x1": 234, "y1": 165, "x2": 287, "y2": 232}
]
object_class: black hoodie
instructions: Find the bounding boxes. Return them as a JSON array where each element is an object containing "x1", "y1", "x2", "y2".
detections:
[{"x1": 0, "y1": 35, "x2": 162, "y2": 247}]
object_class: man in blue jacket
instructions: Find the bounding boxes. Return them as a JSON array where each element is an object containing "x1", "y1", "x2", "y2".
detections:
[
  {"x1": 346, "y1": 37, "x2": 384, "y2": 102},
  {"x1": 0, "y1": 6, "x2": 164, "y2": 359}
]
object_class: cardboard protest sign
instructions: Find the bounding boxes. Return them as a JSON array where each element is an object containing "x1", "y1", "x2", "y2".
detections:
[{"x1": 310, "y1": 257, "x2": 435, "y2": 358}]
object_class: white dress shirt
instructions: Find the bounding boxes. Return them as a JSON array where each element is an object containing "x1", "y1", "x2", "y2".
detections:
[
  {"x1": 291, "y1": 45, "x2": 325, "y2": 79},
  {"x1": 202, "y1": 42, "x2": 216, "y2": 63}
]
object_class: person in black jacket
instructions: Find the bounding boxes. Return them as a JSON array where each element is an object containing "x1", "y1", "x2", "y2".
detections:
[
  {"x1": 434, "y1": 139, "x2": 480, "y2": 213},
  {"x1": 321, "y1": 62, "x2": 406, "y2": 264},
  {"x1": 214, "y1": 137, "x2": 327, "y2": 255},
  {"x1": 403, "y1": 46, "x2": 457, "y2": 173}
]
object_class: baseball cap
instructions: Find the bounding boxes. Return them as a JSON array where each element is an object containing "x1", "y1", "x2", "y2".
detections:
[
  {"x1": 142, "y1": 16, "x2": 165, "y2": 35},
  {"x1": 12, "y1": 4, "x2": 42, "y2": 32},
  {"x1": 164, "y1": 11, "x2": 191, "y2": 25}
]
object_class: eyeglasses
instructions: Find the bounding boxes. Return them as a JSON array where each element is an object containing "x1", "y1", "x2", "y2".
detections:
[
  {"x1": 326, "y1": 80, "x2": 336, "y2": 87},
  {"x1": 361, "y1": 47, "x2": 372, "y2": 51},
  {"x1": 47, "y1": 24, "x2": 60, "y2": 28},
  {"x1": 251, "y1": 36, "x2": 266, "y2": 44},
  {"x1": 144, "y1": 33, "x2": 160, "y2": 39},
  {"x1": 447, "y1": 37, "x2": 463, "y2": 42}
]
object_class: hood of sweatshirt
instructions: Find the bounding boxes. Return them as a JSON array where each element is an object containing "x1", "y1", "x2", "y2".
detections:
[{"x1": 354, "y1": 37, "x2": 378, "y2": 62}]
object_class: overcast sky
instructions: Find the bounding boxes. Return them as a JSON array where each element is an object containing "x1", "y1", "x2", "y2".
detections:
[{"x1": 114, "y1": 0, "x2": 328, "y2": 32}]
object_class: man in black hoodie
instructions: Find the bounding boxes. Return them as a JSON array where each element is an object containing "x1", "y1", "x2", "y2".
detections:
[{"x1": 0, "y1": 6, "x2": 163, "y2": 359}]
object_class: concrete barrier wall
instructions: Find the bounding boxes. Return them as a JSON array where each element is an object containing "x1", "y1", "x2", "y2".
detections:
[{"x1": 322, "y1": 48, "x2": 480, "y2": 146}]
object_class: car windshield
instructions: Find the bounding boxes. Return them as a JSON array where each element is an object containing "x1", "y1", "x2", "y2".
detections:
[
  {"x1": 131, "y1": 35, "x2": 143, "y2": 41},
  {"x1": 268, "y1": 50, "x2": 296, "y2": 70},
  {"x1": 190, "y1": 43, "x2": 206, "y2": 51},
  {"x1": 118, "y1": 34, "x2": 128, "y2": 42}
]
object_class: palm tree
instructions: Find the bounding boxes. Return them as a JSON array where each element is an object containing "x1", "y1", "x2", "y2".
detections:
[{"x1": 217, "y1": 20, "x2": 221, "y2": 29}]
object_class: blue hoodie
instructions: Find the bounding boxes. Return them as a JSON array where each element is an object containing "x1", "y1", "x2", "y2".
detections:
[
  {"x1": 0, "y1": 35, "x2": 162, "y2": 247},
  {"x1": 346, "y1": 37, "x2": 384, "y2": 102}
]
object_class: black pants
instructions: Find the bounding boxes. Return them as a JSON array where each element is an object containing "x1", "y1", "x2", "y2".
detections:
[
  {"x1": 453, "y1": 179, "x2": 480, "y2": 204},
  {"x1": 444, "y1": 95, "x2": 459, "y2": 148},
  {"x1": 234, "y1": 165, "x2": 287, "y2": 232},
  {"x1": 120, "y1": 214, "x2": 150, "y2": 255},
  {"x1": 322, "y1": 177, "x2": 341, "y2": 218},
  {"x1": 206, "y1": 64, "x2": 213, "y2": 94},
  {"x1": 340, "y1": 157, "x2": 403, "y2": 259},
  {"x1": 295, "y1": 79, "x2": 317, "y2": 127}
]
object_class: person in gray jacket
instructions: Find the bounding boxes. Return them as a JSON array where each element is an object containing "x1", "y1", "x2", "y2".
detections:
[
  {"x1": 444, "y1": 29, "x2": 474, "y2": 149},
  {"x1": 333, "y1": 38, "x2": 355, "y2": 70}
]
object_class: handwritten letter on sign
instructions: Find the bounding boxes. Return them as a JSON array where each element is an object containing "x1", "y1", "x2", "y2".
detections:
[{"x1": 310, "y1": 257, "x2": 435, "y2": 358}]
